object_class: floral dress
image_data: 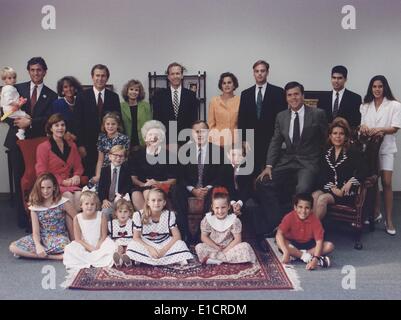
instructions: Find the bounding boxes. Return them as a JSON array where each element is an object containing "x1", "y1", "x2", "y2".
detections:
[
  {"x1": 14, "y1": 198, "x2": 70, "y2": 254},
  {"x1": 97, "y1": 132, "x2": 130, "y2": 167},
  {"x1": 195, "y1": 212, "x2": 256, "y2": 264}
]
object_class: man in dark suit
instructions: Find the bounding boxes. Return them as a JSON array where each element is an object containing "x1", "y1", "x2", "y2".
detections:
[
  {"x1": 317, "y1": 65, "x2": 362, "y2": 128},
  {"x1": 171, "y1": 120, "x2": 224, "y2": 242},
  {"x1": 74, "y1": 64, "x2": 121, "y2": 178},
  {"x1": 152, "y1": 62, "x2": 199, "y2": 144},
  {"x1": 3, "y1": 57, "x2": 57, "y2": 228},
  {"x1": 238, "y1": 60, "x2": 286, "y2": 174},
  {"x1": 256, "y1": 82, "x2": 328, "y2": 240}
]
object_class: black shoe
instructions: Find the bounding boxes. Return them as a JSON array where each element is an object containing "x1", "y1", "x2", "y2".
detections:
[{"x1": 256, "y1": 236, "x2": 269, "y2": 253}]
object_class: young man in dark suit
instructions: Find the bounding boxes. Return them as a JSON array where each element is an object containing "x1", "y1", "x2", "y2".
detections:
[
  {"x1": 317, "y1": 65, "x2": 362, "y2": 128},
  {"x1": 98, "y1": 145, "x2": 132, "y2": 217},
  {"x1": 3, "y1": 57, "x2": 57, "y2": 228},
  {"x1": 256, "y1": 82, "x2": 328, "y2": 242},
  {"x1": 74, "y1": 64, "x2": 121, "y2": 178},
  {"x1": 152, "y1": 62, "x2": 199, "y2": 144},
  {"x1": 238, "y1": 60, "x2": 287, "y2": 174},
  {"x1": 171, "y1": 120, "x2": 224, "y2": 242}
]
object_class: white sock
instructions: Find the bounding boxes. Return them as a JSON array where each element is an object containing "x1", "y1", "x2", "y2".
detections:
[
  {"x1": 206, "y1": 258, "x2": 223, "y2": 265},
  {"x1": 300, "y1": 250, "x2": 313, "y2": 263}
]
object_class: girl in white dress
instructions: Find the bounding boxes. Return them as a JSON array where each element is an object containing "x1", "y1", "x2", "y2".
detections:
[
  {"x1": 360, "y1": 75, "x2": 401, "y2": 235},
  {"x1": 195, "y1": 191, "x2": 256, "y2": 265},
  {"x1": 126, "y1": 188, "x2": 193, "y2": 266},
  {"x1": 63, "y1": 191, "x2": 115, "y2": 269},
  {"x1": 0, "y1": 67, "x2": 29, "y2": 139},
  {"x1": 108, "y1": 198, "x2": 134, "y2": 267}
]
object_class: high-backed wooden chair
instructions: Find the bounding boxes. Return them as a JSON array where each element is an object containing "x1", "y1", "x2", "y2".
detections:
[{"x1": 327, "y1": 134, "x2": 383, "y2": 250}]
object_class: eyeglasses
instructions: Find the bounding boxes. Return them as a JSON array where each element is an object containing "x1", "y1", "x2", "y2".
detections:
[{"x1": 110, "y1": 153, "x2": 125, "y2": 159}]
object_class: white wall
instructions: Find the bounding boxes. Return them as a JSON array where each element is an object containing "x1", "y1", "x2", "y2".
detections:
[{"x1": 1, "y1": 0, "x2": 400, "y2": 191}]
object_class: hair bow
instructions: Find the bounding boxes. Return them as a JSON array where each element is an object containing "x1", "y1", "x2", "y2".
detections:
[{"x1": 114, "y1": 193, "x2": 130, "y2": 202}]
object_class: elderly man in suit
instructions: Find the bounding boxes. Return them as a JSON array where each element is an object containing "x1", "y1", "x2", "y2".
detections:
[
  {"x1": 256, "y1": 81, "x2": 328, "y2": 241},
  {"x1": 74, "y1": 64, "x2": 121, "y2": 177},
  {"x1": 171, "y1": 120, "x2": 224, "y2": 243},
  {"x1": 317, "y1": 65, "x2": 362, "y2": 128},
  {"x1": 238, "y1": 60, "x2": 287, "y2": 174},
  {"x1": 152, "y1": 62, "x2": 199, "y2": 144},
  {"x1": 3, "y1": 57, "x2": 57, "y2": 228}
]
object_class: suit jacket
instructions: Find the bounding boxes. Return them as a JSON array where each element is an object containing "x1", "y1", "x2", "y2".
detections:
[
  {"x1": 221, "y1": 162, "x2": 253, "y2": 203},
  {"x1": 178, "y1": 142, "x2": 223, "y2": 188},
  {"x1": 266, "y1": 106, "x2": 328, "y2": 170},
  {"x1": 4, "y1": 82, "x2": 57, "y2": 149},
  {"x1": 152, "y1": 87, "x2": 199, "y2": 141},
  {"x1": 120, "y1": 100, "x2": 152, "y2": 146},
  {"x1": 238, "y1": 83, "x2": 286, "y2": 167},
  {"x1": 74, "y1": 88, "x2": 121, "y2": 151},
  {"x1": 98, "y1": 162, "x2": 132, "y2": 202},
  {"x1": 317, "y1": 89, "x2": 362, "y2": 127},
  {"x1": 35, "y1": 138, "x2": 84, "y2": 193}
]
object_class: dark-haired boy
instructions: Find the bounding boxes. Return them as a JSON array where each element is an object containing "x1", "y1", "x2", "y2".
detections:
[{"x1": 276, "y1": 193, "x2": 334, "y2": 270}]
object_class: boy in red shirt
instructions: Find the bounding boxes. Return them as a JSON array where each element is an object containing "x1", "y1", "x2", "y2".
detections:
[{"x1": 276, "y1": 193, "x2": 334, "y2": 270}]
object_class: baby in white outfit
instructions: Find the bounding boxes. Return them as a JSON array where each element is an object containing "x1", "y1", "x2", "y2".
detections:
[{"x1": 1, "y1": 67, "x2": 29, "y2": 139}]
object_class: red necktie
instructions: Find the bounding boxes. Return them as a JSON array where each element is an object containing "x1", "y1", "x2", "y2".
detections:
[{"x1": 31, "y1": 85, "x2": 38, "y2": 114}]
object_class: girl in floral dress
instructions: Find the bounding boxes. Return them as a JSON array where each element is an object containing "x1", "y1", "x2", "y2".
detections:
[
  {"x1": 195, "y1": 191, "x2": 256, "y2": 265},
  {"x1": 126, "y1": 188, "x2": 193, "y2": 266},
  {"x1": 92, "y1": 112, "x2": 129, "y2": 184},
  {"x1": 9, "y1": 173, "x2": 76, "y2": 260}
]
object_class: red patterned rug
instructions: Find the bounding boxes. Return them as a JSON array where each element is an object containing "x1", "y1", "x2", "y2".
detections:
[{"x1": 68, "y1": 241, "x2": 298, "y2": 291}]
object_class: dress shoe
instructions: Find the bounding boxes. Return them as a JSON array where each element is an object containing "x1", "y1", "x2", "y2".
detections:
[
  {"x1": 384, "y1": 221, "x2": 396, "y2": 236},
  {"x1": 256, "y1": 236, "x2": 269, "y2": 253},
  {"x1": 363, "y1": 213, "x2": 382, "y2": 225}
]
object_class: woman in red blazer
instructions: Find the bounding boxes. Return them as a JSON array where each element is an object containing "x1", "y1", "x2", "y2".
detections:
[{"x1": 35, "y1": 113, "x2": 84, "y2": 210}]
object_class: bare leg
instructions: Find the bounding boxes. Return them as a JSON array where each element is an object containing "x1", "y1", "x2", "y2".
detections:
[
  {"x1": 381, "y1": 171, "x2": 394, "y2": 230},
  {"x1": 374, "y1": 186, "x2": 381, "y2": 218},
  {"x1": 9, "y1": 242, "x2": 63, "y2": 260},
  {"x1": 276, "y1": 236, "x2": 303, "y2": 263},
  {"x1": 314, "y1": 193, "x2": 335, "y2": 220},
  {"x1": 73, "y1": 191, "x2": 82, "y2": 212},
  {"x1": 131, "y1": 191, "x2": 145, "y2": 210},
  {"x1": 63, "y1": 192, "x2": 73, "y2": 206}
]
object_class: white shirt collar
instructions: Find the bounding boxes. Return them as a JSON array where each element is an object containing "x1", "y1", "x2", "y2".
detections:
[
  {"x1": 291, "y1": 105, "x2": 305, "y2": 116},
  {"x1": 93, "y1": 86, "x2": 105, "y2": 97},
  {"x1": 205, "y1": 212, "x2": 237, "y2": 232},
  {"x1": 111, "y1": 164, "x2": 121, "y2": 172},
  {"x1": 30, "y1": 81, "x2": 44, "y2": 97},
  {"x1": 170, "y1": 85, "x2": 182, "y2": 94}
]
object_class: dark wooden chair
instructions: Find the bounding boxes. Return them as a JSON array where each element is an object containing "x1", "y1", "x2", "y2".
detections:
[{"x1": 326, "y1": 134, "x2": 383, "y2": 250}]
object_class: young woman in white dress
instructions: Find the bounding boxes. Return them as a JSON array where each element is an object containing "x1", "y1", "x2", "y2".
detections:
[{"x1": 360, "y1": 75, "x2": 401, "y2": 235}]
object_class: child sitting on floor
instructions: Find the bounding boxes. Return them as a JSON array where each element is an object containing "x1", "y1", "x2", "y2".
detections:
[
  {"x1": 126, "y1": 188, "x2": 193, "y2": 266},
  {"x1": 63, "y1": 191, "x2": 115, "y2": 270},
  {"x1": 276, "y1": 193, "x2": 335, "y2": 270},
  {"x1": 108, "y1": 198, "x2": 134, "y2": 267},
  {"x1": 195, "y1": 189, "x2": 256, "y2": 265}
]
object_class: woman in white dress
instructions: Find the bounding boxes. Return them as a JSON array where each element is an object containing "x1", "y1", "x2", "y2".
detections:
[
  {"x1": 126, "y1": 188, "x2": 193, "y2": 265},
  {"x1": 360, "y1": 75, "x2": 401, "y2": 235},
  {"x1": 63, "y1": 191, "x2": 115, "y2": 269}
]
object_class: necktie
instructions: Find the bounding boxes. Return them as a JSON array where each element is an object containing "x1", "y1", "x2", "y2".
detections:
[
  {"x1": 293, "y1": 112, "x2": 300, "y2": 145},
  {"x1": 234, "y1": 167, "x2": 239, "y2": 191},
  {"x1": 333, "y1": 92, "x2": 339, "y2": 118},
  {"x1": 31, "y1": 85, "x2": 38, "y2": 114},
  {"x1": 109, "y1": 168, "x2": 117, "y2": 201},
  {"x1": 197, "y1": 147, "x2": 204, "y2": 188},
  {"x1": 173, "y1": 90, "x2": 179, "y2": 119},
  {"x1": 97, "y1": 92, "x2": 104, "y2": 119},
  {"x1": 256, "y1": 87, "x2": 263, "y2": 120}
]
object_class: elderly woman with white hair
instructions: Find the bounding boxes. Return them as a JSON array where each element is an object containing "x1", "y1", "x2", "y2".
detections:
[{"x1": 129, "y1": 120, "x2": 177, "y2": 210}]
